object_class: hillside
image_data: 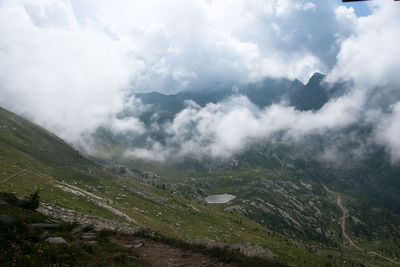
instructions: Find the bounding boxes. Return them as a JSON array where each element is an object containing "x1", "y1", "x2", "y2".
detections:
[
  {"x1": 100, "y1": 147, "x2": 400, "y2": 266},
  {"x1": 0, "y1": 191, "x2": 288, "y2": 266},
  {"x1": 0, "y1": 106, "x2": 343, "y2": 266}
]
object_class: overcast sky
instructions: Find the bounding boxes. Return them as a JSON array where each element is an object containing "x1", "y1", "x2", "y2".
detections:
[{"x1": 0, "y1": 0, "x2": 400, "y2": 162}]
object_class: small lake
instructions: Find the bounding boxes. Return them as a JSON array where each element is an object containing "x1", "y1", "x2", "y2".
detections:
[{"x1": 205, "y1": 194, "x2": 236, "y2": 204}]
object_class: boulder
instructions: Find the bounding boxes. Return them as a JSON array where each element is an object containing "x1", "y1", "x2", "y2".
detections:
[
  {"x1": 71, "y1": 223, "x2": 92, "y2": 235},
  {"x1": 46, "y1": 237, "x2": 69, "y2": 245},
  {"x1": 134, "y1": 243, "x2": 144, "y2": 248},
  {"x1": 39, "y1": 231, "x2": 50, "y2": 240},
  {"x1": 81, "y1": 233, "x2": 97, "y2": 240}
]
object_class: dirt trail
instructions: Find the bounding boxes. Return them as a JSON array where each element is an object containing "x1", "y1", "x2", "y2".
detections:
[
  {"x1": 2, "y1": 169, "x2": 27, "y2": 182},
  {"x1": 322, "y1": 183, "x2": 400, "y2": 265},
  {"x1": 113, "y1": 236, "x2": 234, "y2": 267},
  {"x1": 336, "y1": 196, "x2": 362, "y2": 251}
]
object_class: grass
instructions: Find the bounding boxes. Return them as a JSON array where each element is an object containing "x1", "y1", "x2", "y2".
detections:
[{"x1": 0, "y1": 192, "x2": 288, "y2": 267}]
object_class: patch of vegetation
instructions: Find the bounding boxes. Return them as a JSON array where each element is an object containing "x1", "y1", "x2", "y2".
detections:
[{"x1": 0, "y1": 191, "x2": 40, "y2": 210}]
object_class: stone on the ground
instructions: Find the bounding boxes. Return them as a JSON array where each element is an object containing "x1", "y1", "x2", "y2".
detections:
[
  {"x1": 81, "y1": 233, "x2": 97, "y2": 240},
  {"x1": 123, "y1": 244, "x2": 132, "y2": 249},
  {"x1": 134, "y1": 243, "x2": 143, "y2": 248},
  {"x1": 46, "y1": 237, "x2": 69, "y2": 245},
  {"x1": 39, "y1": 231, "x2": 50, "y2": 240},
  {"x1": 87, "y1": 240, "x2": 98, "y2": 245},
  {"x1": 0, "y1": 200, "x2": 9, "y2": 206},
  {"x1": 0, "y1": 214, "x2": 14, "y2": 223},
  {"x1": 71, "y1": 223, "x2": 92, "y2": 235}
]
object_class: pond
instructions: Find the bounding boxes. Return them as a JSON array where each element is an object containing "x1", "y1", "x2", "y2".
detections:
[{"x1": 205, "y1": 194, "x2": 236, "y2": 204}]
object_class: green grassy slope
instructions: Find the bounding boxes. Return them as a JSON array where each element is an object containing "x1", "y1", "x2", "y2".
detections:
[{"x1": 0, "y1": 107, "x2": 342, "y2": 266}]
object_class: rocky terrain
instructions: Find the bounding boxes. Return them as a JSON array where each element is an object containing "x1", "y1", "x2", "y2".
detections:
[{"x1": 0, "y1": 192, "x2": 285, "y2": 266}]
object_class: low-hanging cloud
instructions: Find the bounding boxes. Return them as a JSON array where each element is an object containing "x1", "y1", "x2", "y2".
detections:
[
  {"x1": 328, "y1": 1, "x2": 400, "y2": 162},
  {"x1": 1, "y1": 0, "x2": 400, "y2": 163},
  {"x1": 127, "y1": 90, "x2": 365, "y2": 161}
]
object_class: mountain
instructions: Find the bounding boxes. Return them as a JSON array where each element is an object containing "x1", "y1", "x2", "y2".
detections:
[
  {"x1": 2, "y1": 71, "x2": 400, "y2": 265},
  {"x1": 0, "y1": 106, "x2": 340, "y2": 266},
  {"x1": 135, "y1": 72, "x2": 338, "y2": 117},
  {"x1": 84, "y1": 73, "x2": 400, "y2": 266},
  {"x1": 289, "y1": 72, "x2": 328, "y2": 110},
  {"x1": 90, "y1": 73, "x2": 339, "y2": 160}
]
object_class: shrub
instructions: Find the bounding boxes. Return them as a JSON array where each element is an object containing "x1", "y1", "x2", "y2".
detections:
[
  {"x1": 23, "y1": 191, "x2": 40, "y2": 210},
  {"x1": 0, "y1": 191, "x2": 40, "y2": 210}
]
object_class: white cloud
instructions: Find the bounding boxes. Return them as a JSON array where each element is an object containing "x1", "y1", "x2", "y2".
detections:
[
  {"x1": 1, "y1": 0, "x2": 400, "y2": 163},
  {"x1": 375, "y1": 102, "x2": 400, "y2": 163},
  {"x1": 327, "y1": 1, "x2": 400, "y2": 162},
  {"x1": 0, "y1": 0, "x2": 139, "y2": 145},
  {"x1": 329, "y1": 1, "x2": 400, "y2": 88},
  {"x1": 127, "y1": 91, "x2": 365, "y2": 160}
]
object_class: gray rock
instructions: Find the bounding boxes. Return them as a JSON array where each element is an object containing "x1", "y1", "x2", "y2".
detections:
[
  {"x1": 134, "y1": 243, "x2": 143, "y2": 248},
  {"x1": 39, "y1": 231, "x2": 50, "y2": 240},
  {"x1": 81, "y1": 232, "x2": 97, "y2": 236},
  {"x1": 0, "y1": 200, "x2": 9, "y2": 206},
  {"x1": 87, "y1": 240, "x2": 98, "y2": 245},
  {"x1": 70, "y1": 223, "x2": 92, "y2": 235},
  {"x1": 81, "y1": 233, "x2": 97, "y2": 240},
  {"x1": 0, "y1": 214, "x2": 14, "y2": 223},
  {"x1": 46, "y1": 237, "x2": 69, "y2": 245},
  {"x1": 122, "y1": 244, "x2": 132, "y2": 249}
]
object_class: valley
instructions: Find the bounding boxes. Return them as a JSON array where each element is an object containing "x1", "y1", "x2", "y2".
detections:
[
  {"x1": 0, "y1": 106, "x2": 331, "y2": 266},
  {"x1": 2, "y1": 101, "x2": 399, "y2": 266}
]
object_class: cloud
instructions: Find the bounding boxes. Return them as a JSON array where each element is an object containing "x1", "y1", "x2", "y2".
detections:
[
  {"x1": 0, "y1": 0, "x2": 139, "y2": 145},
  {"x1": 328, "y1": 1, "x2": 400, "y2": 162},
  {"x1": 1, "y1": 0, "x2": 400, "y2": 164},
  {"x1": 127, "y1": 90, "x2": 365, "y2": 160},
  {"x1": 374, "y1": 102, "x2": 400, "y2": 163},
  {"x1": 329, "y1": 1, "x2": 400, "y2": 88}
]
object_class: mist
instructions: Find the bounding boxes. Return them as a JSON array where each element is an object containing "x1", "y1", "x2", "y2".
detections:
[{"x1": 1, "y1": 0, "x2": 400, "y2": 163}]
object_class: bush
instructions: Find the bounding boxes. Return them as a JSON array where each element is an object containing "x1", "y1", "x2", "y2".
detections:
[
  {"x1": 0, "y1": 191, "x2": 40, "y2": 210},
  {"x1": 23, "y1": 191, "x2": 40, "y2": 210}
]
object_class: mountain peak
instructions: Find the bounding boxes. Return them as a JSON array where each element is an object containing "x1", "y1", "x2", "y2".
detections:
[{"x1": 306, "y1": 72, "x2": 326, "y2": 87}]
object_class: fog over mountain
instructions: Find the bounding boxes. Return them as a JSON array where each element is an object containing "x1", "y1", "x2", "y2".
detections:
[{"x1": 0, "y1": 0, "x2": 400, "y2": 162}]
